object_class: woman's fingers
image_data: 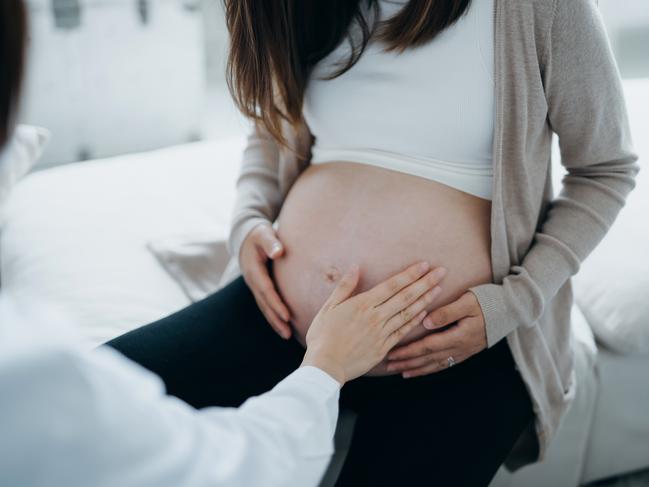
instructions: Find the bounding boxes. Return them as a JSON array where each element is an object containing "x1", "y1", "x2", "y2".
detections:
[
  {"x1": 259, "y1": 279, "x2": 291, "y2": 323},
  {"x1": 325, "y1": 265, "x2": 360, "y2": 307},
  {"x1": 379, "y1": 267, "x2": 447, "y2": 324},
  {"x1": 387, "y1": 324, "x2": 461, "y2": 361},
  {"x1": 240, "y1": 223, "x2": 292, "y2": 339},
  {"x1": 382, "y1": 284, "x2": 442, "y2": 336},
  {"x1": 386, "y1": 352, "x2": 439, "y2": 373},
  {"x1": 422, "y1": 291, "x2": 476, "y2": 330},
  {"x1": 385, "y1": 310, "x2": 428, "y2": 350},
  {"x1": 401, "y1": 353, "x2": 466, "y2": 378},
  {"x1": 248, "y1": 257, "x2": 291, "y2": 325},
  {"x1": 252, "y1": 291, "x2": 292, "y2": 339},
  {"x1": 365, "y1": 261, "x2": 433, "y2": 305},
  {"x1": 256, "y1": 224, "x2": 285, "y2": 259},
  {"x1": 250, "y1": 258, "x2": 290, "y2": 320}
]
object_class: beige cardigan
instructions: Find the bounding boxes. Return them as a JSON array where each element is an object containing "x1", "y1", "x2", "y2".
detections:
[{"x1": 219, "y1": 0, "x2": 640, "y2": 468}]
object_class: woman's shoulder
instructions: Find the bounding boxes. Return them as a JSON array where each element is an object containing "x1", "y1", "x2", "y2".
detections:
[
  {"x1": 524, "y1": 0, "x2": 601, "y2": 26},
  {"x1": 503, "y1": 0, "x2": 603, "y2": 68},
  {"x1": 515, "y1": 0, "x2": 600, "y2": 25}
]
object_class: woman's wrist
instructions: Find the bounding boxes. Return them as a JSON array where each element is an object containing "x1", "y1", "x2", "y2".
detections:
[
  {"x1": 301, "y1": 348, "x2": 346, "y2": 386},
  {"x1": 231, "y1": 217, "x2": 272, "y2": 265}
]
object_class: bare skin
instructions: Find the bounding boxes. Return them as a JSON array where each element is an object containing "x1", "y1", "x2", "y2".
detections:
[
  {"x1": 301, "y1": 261, "x2": 447, "y2": 385},
  {"x1": 240, "y1": 161, "x2": 493, "y2": 376}
]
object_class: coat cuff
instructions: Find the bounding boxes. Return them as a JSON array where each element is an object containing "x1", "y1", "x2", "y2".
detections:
[{"x1": 468, "y1": 283, "x2": 519, "y2": 348}]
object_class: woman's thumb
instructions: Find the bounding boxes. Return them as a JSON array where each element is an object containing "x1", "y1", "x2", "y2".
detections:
[
  {"x1": 259, "y1": 227, "x2": 284, "y2": 259},
  {"x1": 328, "y1": 264, "x2": 360, "y2": 306}
]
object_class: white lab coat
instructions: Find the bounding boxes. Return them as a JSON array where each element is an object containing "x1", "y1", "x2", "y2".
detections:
[{"x1": 0, "y1": 293, "x2": 340, "y2": 487}]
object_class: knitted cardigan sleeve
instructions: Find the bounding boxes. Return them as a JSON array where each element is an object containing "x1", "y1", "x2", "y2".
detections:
[
  {"x1": 227, "y1": 121, "x2": 284, "y2": 262},
  {"x1": 469, "y1": 0, "x2": 641, "y2": 347}
]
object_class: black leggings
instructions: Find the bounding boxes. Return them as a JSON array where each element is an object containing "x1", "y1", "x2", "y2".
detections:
[{"x1": 106, "y1": 275, "x2": 534, "y2": 486}]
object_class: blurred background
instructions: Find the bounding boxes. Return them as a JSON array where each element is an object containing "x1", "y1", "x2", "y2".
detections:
[
  {"x1": 2, "y1": 2, "x2": 648, "y2": 487},
  {"x1": 19, "y1": 0, "x2": 238, "y2": 168},
  {"x1": 17, "y1": 0, "x2": 649, "y2": 168}
]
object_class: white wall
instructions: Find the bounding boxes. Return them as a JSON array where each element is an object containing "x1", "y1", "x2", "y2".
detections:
[
  {"x1": 202, "y1": 0, "x2": 228, "y2": 85},
  {"x1": 18, "y1": 0, "x2": 648, "y2": 167},
  {"x1": 600, "y1": 0, "x2": 649, "y2": 30},
  {"x1": 599, "y1": 0, "x2": 649, "y2": 79},
  {"x1": 20, "y1": 0, "x2": 206, "y2": 168}
]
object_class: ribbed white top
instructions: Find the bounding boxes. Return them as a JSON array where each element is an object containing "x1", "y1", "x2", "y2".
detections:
[{"x1": 303, "y1": 0, "x2": 495, "y2": 200}]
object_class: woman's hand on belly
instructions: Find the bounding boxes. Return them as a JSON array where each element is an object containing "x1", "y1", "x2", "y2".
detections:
[
  {"x1": 385, "y1": 290, "x2": 488, "y2": 378},
  {"x1": 302, "y1": 261, "x2": 447, "y2": 385},
  {"x1": 271, "y1": 161, "x2": 494, "y2": 375},
  {"x1": 239, "y1": 222, "x2": 292, "y2": 339}
]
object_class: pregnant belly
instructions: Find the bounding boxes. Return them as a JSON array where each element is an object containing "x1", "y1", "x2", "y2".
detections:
[{"x1": 272, "y1": 161, "x2": 493, "y2": 376}]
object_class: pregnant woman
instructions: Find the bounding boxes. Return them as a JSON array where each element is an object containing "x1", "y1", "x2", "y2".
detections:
[{"x1": 107, "y1": 0, "x2": 639, "y2": 485}]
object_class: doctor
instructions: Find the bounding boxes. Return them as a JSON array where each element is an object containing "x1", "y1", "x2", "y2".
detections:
[{"x1": 0, "y1": 2, "x2": 447, "y2": 486}]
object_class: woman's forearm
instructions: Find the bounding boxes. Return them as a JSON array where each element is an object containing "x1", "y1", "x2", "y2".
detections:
[
  {"x1": 470, "y1": 0, "x2": 640, "y2": 347},
  {"x1": 228, "y1": 121, "x2": 284, "y2": 261}
]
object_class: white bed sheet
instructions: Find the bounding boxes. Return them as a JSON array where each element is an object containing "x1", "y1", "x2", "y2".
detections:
[
  {"x1": 0, "y1": 137, "x2": 244, "y2": 346},
  {"x1": 582, "y1": 347, "x2": 649, "y2": 483}
]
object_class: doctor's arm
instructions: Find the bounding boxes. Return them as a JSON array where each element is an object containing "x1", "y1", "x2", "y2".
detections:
[
  {"x1": 0, "y1": 261, "x2": 445, "y2": 487},
  {"x1": 0, "y1": 346, "x2": 339, "y2": 487}
]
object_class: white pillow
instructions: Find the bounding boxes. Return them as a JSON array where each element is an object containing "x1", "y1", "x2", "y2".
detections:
[
  {"x1": 0, "y1": 125, "x2": 50, "y2": 286},
  {"x1": 0, "y1": 125, "x2": 50, "y2": 215},
  {"x1": 572, "y1": 78, "x2": 649, "y2": 356}
]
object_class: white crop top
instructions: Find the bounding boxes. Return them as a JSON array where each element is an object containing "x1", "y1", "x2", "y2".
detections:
[{"x1": 303, "y1": 0, "x2": 495, "y2": 200}]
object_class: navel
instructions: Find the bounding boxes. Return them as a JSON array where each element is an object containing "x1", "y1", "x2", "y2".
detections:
[{"x1": 323, "y1": 265, "x2": 341, "y2": 283}]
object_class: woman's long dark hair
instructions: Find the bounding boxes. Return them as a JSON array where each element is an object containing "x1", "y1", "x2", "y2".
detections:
[
  {"x1": 0, "y1": 0, "x2": 27, "y2": 148},
  {"x1": 223, "y1": 0, "x2": 471, "y2": 157}
]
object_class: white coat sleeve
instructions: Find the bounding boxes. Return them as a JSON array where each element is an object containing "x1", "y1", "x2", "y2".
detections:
[{"x1": 0, "y1": 338, "x2": 341, "y2": 487}]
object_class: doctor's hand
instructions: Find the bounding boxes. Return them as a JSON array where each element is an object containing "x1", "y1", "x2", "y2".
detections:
[
  {"x1": 301, "y1": 261, "x2": 447, "y2": 385},
  {"x1": 385, "y1": 291, "x2": 487, "y2": 378},
  {"x1": 239, "y1": 222, "x2": 293, "y2": 340}
]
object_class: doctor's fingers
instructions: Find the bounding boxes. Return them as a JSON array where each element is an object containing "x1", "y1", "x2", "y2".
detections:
[
  {"x1": 375, "y1": 266, "x2": 447, "y2": 322},
  {"x1": 382, "y1": 284, "x2": 443, "y2": 336},
  {"x1": 384, "y1": 310, "x2": 429, "y2": 351},
  {"x1": 365, "y1": 261, "x2": 432, "y2": 306}
]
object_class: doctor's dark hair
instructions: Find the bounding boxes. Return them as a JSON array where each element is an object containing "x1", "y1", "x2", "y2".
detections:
[
  {"x1": 223, "y1": 0, "x2": 471, "y2": 158},
  {"x1": 0, "y1": 0, "x2": 27, "y2": 148}
]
